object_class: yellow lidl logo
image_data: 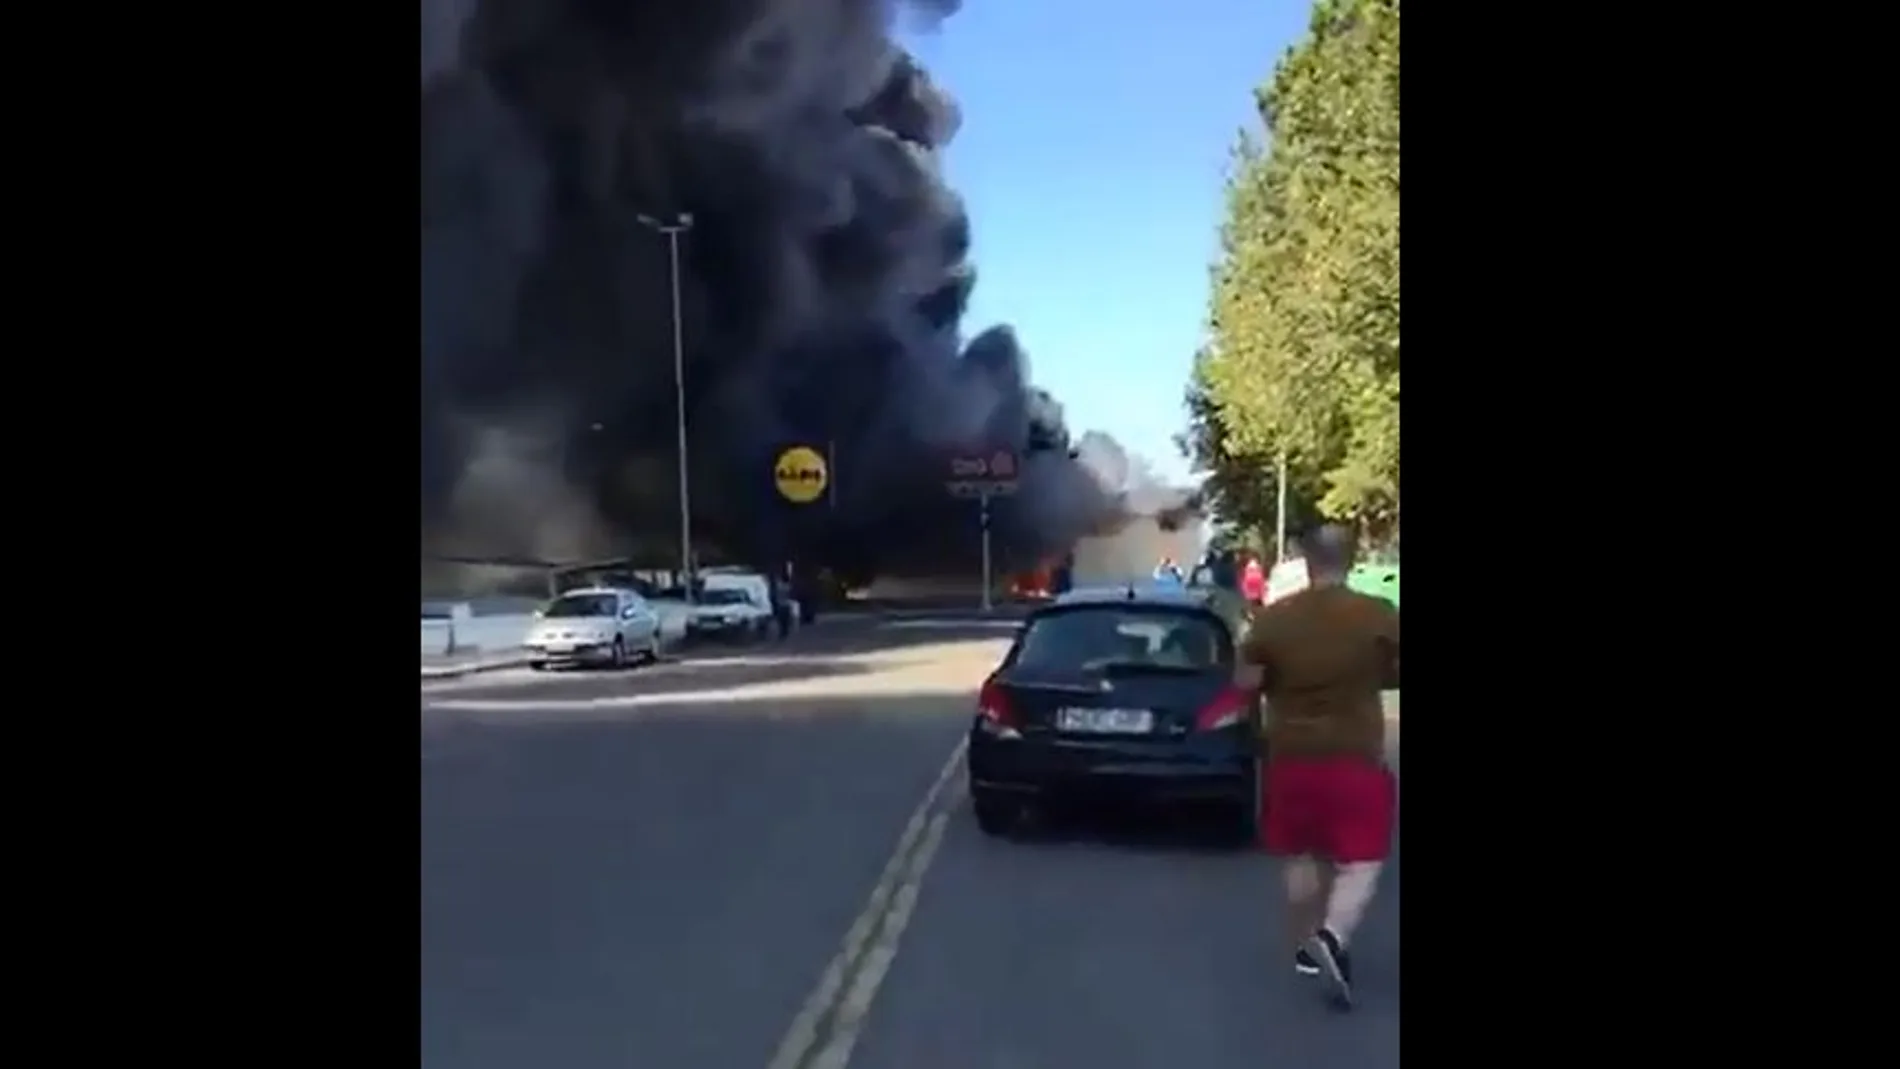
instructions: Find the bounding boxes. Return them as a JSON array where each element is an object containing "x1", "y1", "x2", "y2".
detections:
[{"x1": 773, "y1": 446, "x2": 829, "y2": 504}]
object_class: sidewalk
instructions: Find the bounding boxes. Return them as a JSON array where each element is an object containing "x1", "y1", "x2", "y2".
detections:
[
  {"x1": 421, "y1": 649, "x2": 537, "y2": 680},
  {"x1": 418, "y1": 613, "x2": 876, "y2": 681},
  {"x1": 416, "y1": 602, "x2": 1028, "y2": 682}
]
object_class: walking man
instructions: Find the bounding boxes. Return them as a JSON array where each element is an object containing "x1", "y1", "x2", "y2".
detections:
[
  {"x1": 1240, "y1": 524, "x2": 1399, "y2": 1009},
  {"x1": 770, "y1": 567, "x2": 795, "y2": 641}
]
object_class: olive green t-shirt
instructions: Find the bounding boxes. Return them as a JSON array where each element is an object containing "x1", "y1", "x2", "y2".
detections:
[{"x1": 1241, "y1": 584, "x2": 1400, "y2": 760}]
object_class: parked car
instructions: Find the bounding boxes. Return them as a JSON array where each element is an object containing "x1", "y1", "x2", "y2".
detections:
[
  {"x1": 687, "y1": 584, "x2": 773, "y2": 641},
  {"x1": 703, "y1": 570, "x2": 799, "y2": 635},
  {"x1": 1347, "y1": 562, "x2": 1401, "y2": 608},
  {"x1": 522, "y1": 587, "x2": 662, "y2": 670}
]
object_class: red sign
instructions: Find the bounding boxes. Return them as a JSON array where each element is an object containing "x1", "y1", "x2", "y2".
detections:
[
  {"x1": 946, "y1": 450, "x2": 1020, "y2": 497},
  {"x1": 949, "y1": 451, "x2": 1019, "y2": 478}
]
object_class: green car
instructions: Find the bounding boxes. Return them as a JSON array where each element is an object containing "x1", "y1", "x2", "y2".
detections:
[{"x1": 1347, "y1": 563, "x2": 1400, "y2": 609}]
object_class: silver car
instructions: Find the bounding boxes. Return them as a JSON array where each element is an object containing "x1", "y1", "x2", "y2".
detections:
[{"x1": 523, "y1": 587, "x2": 662, "y2": 671}]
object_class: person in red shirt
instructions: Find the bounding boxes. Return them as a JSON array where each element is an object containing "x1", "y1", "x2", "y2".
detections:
[{"x1": 1240, "y1": 554, "x2": 1266, "y2": 603}]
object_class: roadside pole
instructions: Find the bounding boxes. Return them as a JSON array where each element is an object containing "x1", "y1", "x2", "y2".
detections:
[
  {"x1": 948, "y1": 450, "x2": 1018, "y2": 615},
  {"x1": 635, "y1": 212, "x2": 697, "y2": 592},
  {"x1": 979, "y1": 491, "x2": 993, "y2": 613},
  {"x1": 1275, "y1": 449, "x2": 1289, "y2": 562},
  {"x1": 826, "y1": 439, "x2": 838, "y2": 511}
]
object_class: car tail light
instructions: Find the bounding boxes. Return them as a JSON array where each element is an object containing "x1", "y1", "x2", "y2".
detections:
[
  {"x1": 977, "y1": 679, "x2": 1017, "y2": 727},
  {"x1": 1194, "y1": 685, "x2": 1252, "y2": 731}
]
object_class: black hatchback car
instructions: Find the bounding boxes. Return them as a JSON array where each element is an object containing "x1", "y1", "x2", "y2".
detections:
[{"x1": 966, "y1": 584, "x2": 1260, "y2": 838}]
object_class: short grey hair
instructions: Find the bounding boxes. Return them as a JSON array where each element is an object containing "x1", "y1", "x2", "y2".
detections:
[{"x1": 1298, "y1": 523, "x2": 1358, "y2": 575}]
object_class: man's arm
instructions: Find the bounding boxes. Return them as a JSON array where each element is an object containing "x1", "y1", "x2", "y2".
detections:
[{"x1": 1235, "y1": 605, "x2": 1279, "y2": 689}]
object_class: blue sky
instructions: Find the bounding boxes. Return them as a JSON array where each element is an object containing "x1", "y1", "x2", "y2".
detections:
[{"x1": 904, "y1": 1, "x2": 1310, "y2": 485}]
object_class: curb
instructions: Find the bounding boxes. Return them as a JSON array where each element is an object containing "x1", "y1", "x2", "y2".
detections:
[
  {"x1": 420, "y1": 656, "x2": 536, "y2": 680},
  {"x1": 416, "y1": 627, "x2": 759, "y2": 681},
  {"x1": 416, "y1": 640, "x2": 711, "y2": 681},
  {"x1": 415, "y1": 611, "x2": 977, "y2": 681}
]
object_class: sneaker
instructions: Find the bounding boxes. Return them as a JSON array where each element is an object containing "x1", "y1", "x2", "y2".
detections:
[
  {"x1": 1303, "y1": 927, "x2": 1354, "y2": 1009},
  {"x1": 1295, "y1": 947, "x2": 1321, "y2": 976}
]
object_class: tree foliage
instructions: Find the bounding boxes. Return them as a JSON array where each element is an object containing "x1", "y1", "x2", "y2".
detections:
[
  {"x1": 1190, "y1": 0, "x2": 1400, "y2": 542},
  {"x1": 1178, "y1": 368, "x2": 1322, "y2": 559}
]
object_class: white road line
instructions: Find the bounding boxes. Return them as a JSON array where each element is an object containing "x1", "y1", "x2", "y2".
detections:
[
  {"x1": 764, "y1": 737, "x2": 967, "y2": 1069},
  {"x1": 806, "y1": 796, "x2": 958, "y2": 1069}
]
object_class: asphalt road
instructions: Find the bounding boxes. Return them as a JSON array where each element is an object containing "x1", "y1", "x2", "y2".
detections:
[{"x1": 421, "y1": 614, "x2": 1400, "y2": 1069}]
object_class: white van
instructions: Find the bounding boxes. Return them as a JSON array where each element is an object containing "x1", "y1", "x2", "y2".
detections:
[{"x1": 690, "y1": 572, "x2": 776, "y2": 640}]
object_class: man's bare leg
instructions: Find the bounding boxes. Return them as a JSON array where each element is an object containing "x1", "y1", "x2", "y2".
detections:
[
  {"x1": 1284, "y1": 856, "x2": 1330, "y2": 970},
  {"x1": 1323, "y1": 862, "x2": 1383, "y2": 947},
  {"x1": 1304, "y1": 860, "x2": 1382, "y2": 1006}
]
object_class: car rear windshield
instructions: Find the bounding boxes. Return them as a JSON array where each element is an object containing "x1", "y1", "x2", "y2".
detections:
[
  {"x1": 542, "y1": 593, "x2": 616, "y2": 618},
  {"x1": 699, "y1": 589, "x2": 750, "y2": 605},
  {"x1": 1012, "y1": 607, "x2": 1232, "y2": 672}
]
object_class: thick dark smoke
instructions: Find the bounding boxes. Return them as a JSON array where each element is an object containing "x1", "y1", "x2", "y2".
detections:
[{"x1": 421, "y1": 0, "x2": 1197, "y2": 579}]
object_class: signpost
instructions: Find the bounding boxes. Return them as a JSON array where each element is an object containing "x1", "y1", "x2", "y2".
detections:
[
  {"x1": 946, "y1": 450, "x2": 1020, "y2": 612},
  {"x1": 774, "y1": 445, "x2": 830, "y2": 505}
]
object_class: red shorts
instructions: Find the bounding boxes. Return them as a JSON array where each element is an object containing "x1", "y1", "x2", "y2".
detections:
[{"x1": 1259, "y1": 757, "x2": 1396, "y2": 862}]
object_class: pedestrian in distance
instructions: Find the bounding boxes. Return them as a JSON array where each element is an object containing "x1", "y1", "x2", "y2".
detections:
[
  {"x1": 1241, "y1": 554, "x2": 1267, "y2": 604},
  {"x1": 1238, "y1": 523, "x2": 1400, "y2": 1010},
  {"x1": 770, "y1": 568, "x2": 795, "y2": 641}
]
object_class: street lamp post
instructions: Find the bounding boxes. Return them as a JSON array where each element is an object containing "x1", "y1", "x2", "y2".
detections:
[
  {"x1": 637, "y1": 212, "x2": 695, "y2": 591},
  {"x1": 1274, "y1": 449, "x2": 1289, "y2": 562},
  {"x1": 979, "y1": 490, "x2": 993, "y2": 614},
  {"x1": 826, "y1": 439, "x2": 838, "y2": 510}
]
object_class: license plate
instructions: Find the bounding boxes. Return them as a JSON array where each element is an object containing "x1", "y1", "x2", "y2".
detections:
[
  {"x1": 545, "y1": 644, "x2": 574, "y2": 654},
  {"x1": 1056, "y1": 707, "x2": 1154, "y2": 734}
]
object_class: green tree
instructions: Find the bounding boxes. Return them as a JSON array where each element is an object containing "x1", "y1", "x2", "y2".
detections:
[
  {"x1": 1194, "y1": 0, "x2": 1400, "y2": 545},
  {"x1": 1178, "y1": 368, "x2": 1322, "y2": 559}
]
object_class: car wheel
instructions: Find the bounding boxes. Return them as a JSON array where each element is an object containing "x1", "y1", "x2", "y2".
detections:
[
  {"x1": 1221, "y1": 798, "x2": 1259, "y2": 849},
  {"x1": 610, "y1": 637, "x2": 627, "y2": 670},
  {"x1": 1222, "y1": 771, "x2": 1262, "y2": 848},
  {"x1": 971, "y1": 791, "x2": 1021, "y2": 837},
  {"x1": 529, "y1": 660, "x2": 547, "y2": 672}
]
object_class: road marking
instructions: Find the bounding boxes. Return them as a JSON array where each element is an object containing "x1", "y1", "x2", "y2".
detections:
[
  {"x1": 764, "y1": 737, "x2": 967, "y2": 1069},
  {"x1": 806, "y1": 801, "x2": 956, "y2": 1069}
]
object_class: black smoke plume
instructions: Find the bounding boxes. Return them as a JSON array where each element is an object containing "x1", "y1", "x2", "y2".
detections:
[{"x1": 421, "y1": 0, "x2": 1198, "y2": 580}]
